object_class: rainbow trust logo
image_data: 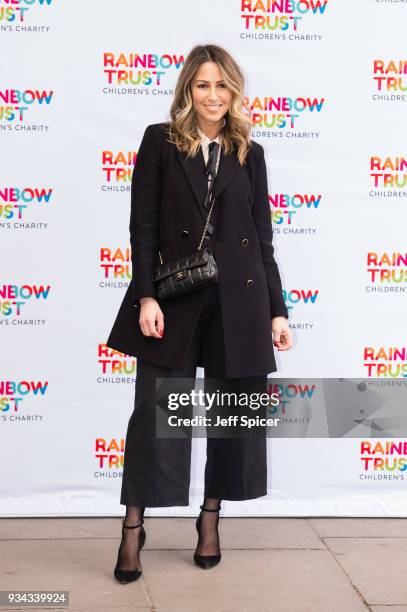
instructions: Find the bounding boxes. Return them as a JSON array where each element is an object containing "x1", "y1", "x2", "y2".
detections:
[
  {"x1": 271, "y1": 191, "x2": 322, "y2": 228},
  {"x1": 372, "y1": 59, "x2": 407, "y2": 101},
  {"x1": 99, "y1": 247, "x2": 131, "y2": 290},
  {"x1": 97, "y1": 343, "x2": 136, "y2": 383},
  {"x1": 0, "y1": 283, "x2": 50, "y2": 324},
  {"x1": 369, "y1": 156, "x2": 407, "y2": 197},
  {"x1": 247, "y1": 94, "x2": 324, "y2": 136},
  {"x1": 0, "y1": 185, "x2": 52, "y2": 226},
  {"x1": 101, "y1": 150, "x2": 136, "y2": 192},
  {"x1": 94, "y1": 438, "x2": 124, "y2": 477},
  {"x1": 360, "y1": 440, "x2": 407, "y2": 478},
  {"x1": 102, "y1": 51, "x2": 184, "y2": 94},
  {"x1": 267, "y1": 381, "x2": 316, "y2": 421},
  {"x1": 283, "y1": 288, "x2": 318, "y2": 332},
  {"x1": 0, "y1": 379, "x2": 48, "y2": 422},
  {"x1": 0, "y1": 88, "x2": 53, "y2": 130},
  {"x1": 366, "y1": 252, "x2": 407, "y2": 290},
  {"x1": 240, "y1": 0, "x2": 329, "y2": 39},
  {"x1": 0, "y1": 0, "x2": 52, "y2": 31},
  {"x1": 283, "y1": 288, "x2": 318, "y2": 313},
  {"x1": 363, "y1": 347, "x2": 407, "y2": 378}
]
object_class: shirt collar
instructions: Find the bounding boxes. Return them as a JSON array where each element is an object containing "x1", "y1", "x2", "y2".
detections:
[{"x1": 197, "y1": 117, "x2": 226, "y2": 148}]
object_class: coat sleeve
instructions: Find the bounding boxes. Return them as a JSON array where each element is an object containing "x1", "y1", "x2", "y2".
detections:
[
  {"x1": 129, "y1": 124, "x2": 161, "y2": 308},
  {"x1": 252, "y1": 143, "x2": 289, "y2": 320}
]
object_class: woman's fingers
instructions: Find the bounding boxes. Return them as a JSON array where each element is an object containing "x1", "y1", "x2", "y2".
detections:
[
  {"x1": 273, "y1": 330, "x2": 292, "y2": 350},
  {"x1": 141, "y1": 315, "x2": 161, "y2": 338},
  {"x1": 139, "y1": 304, "x2": 164, "y2": 338},
  {"x1": 146, "y1": 317, "x2": 162, "y2": 338},
  {"x1": 272, "y1": 322, "x2": 292, "y2": 351},
  {"x1": 156, "y1": 310, "x2": 164, "y2": 336}
]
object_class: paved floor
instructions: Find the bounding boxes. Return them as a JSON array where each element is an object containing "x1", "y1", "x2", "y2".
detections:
[{"x1": 1, "y1": 517, "x2": 407, "y2": 611}]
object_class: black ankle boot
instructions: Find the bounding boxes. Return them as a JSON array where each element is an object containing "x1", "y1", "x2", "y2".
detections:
[
  {"x1": 193, "y1": 503, "x2": 222, "y2": 569},
  {"x1": 114, "y1": 516, "x2": 146, "y2": 584}
]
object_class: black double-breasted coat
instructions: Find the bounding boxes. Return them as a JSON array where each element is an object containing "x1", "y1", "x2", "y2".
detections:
[{"x1": 106, "y1": 121, "x2": 288, "y2": 379}]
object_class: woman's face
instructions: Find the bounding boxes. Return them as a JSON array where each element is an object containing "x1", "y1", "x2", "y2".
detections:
[{"x1": 191, "y1": 61, "x2": 232, "y2": 127}]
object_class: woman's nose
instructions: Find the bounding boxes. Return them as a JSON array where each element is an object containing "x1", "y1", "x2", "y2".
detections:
[{"x1": 207, "y1": 87, "x2": 219, "y2": 100}]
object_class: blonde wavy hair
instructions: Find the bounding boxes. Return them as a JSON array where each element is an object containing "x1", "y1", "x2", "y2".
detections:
[{"x1": 166, "y1": 44, "x2": 253, "y2": 166}]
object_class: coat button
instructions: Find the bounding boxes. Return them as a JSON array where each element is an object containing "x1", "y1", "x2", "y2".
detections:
[
  {"x1": 246, "y1": 279, "x2": 254, "y2": 287},
  {"x1": 241, "y1": 238, "x2": 248, "y2": 247},
  {"x1": 181, "y1": 230, "x2": 189, "y2": 237}
]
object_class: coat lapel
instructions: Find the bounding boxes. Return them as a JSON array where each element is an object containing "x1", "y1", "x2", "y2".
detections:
[{"x1": 176, "y1": 143, "x2": 240, "y2": 222}]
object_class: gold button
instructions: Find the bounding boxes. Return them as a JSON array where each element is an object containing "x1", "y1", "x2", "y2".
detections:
[
  {"x1": 241, "y1": 238, "x2": 248, "y2": 247},
  {"x1": 246, "y1": 279, "x2": 254, "y2": 287}
]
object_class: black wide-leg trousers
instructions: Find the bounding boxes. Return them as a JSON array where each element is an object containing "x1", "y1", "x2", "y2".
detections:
[{"x1": 120, "y1": 282, "x2": 269, "y2": 507}]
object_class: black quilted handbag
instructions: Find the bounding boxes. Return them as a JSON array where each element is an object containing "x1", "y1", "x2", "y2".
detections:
[
  {"x1": 153, "y1": 246, "x2": 218, "y2": 300},
  {"x1": 153, "y1": 145, "x2": 219, "y2": 300}
]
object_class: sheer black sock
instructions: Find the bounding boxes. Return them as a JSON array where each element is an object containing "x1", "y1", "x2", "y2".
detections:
[
  {"x1": 195, "y1": 496, "x2": 221, "y2": 556},
  {"x1": 117, "y1": 505, "x2": 145, "y2": 571}
]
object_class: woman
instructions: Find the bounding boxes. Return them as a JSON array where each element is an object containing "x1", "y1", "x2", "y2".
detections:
[{"x1": 106, "y1": 44, "x2": 292, "y2": 583}]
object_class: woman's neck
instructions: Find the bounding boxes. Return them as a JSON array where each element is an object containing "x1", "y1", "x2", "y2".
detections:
[{"x1": 197, "y1": 118, "x2": 224, "y2": 141}]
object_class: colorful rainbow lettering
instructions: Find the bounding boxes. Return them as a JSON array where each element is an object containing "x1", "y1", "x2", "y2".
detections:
[
  {"x1": 360, "y1": 440, "x2": 407, "y2": 471},
  {"x1": 363, "y1": 346, "x2": 407, "y2": 378},
  {"x1": 0, "y1": 186, "x2": 53, "y2": 220},
  {"x1": 366, "y1": 252, "x2": 407, "y2": 283},
  {"x1": 103, "y1": 52, "x2": 185, "y2": 86},
  {"x1": 282, "y1": 288, "x2": 319, "y2": 311},
  {"x1": 373, "y1": 60, "x2": 407, "y2": 92},
  {"x1": 370, "y1": 156, "x2": 407, "y2": 188},
  {"x1": 0, "y1": 89, "x2": 53, "y2": 121},
  {"x1": 0, "y1": 0, "x2": 52, "y2": 23},
  {"x1": 270, "y1": 192, "x2": 322, "y2": 225},
  {"x1": 0, "y1": 379, "x2": 48, "y2": 412},
  {"x1": 102, "y1": 150, "x2": 137, "y2": 183},
  {"x1": 267, "y1": 382, "x2": 316, "y2": 415},
  {"x1": 241, "y1": 0, "x2": 329, "y2": 32},
  {"x1": 245, "y1": 95, "x2": 324, "y2": 128},
  {"x1": 98, "y1": 343, "x2": 137, "y2": 375},
  {"x1": 100, "y1": 247, "x2": 132, "y2": 279},
  {"x1": 0, "y1": 284, "x2": 50, "y2": 316},
  {"x1": 95, "y1": 437, "x2": 125, "y2": 469}
]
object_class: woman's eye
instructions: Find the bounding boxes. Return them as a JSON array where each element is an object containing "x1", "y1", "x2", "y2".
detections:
[{"x1": 197, "y1": 83, "x2": 226, "y2": 88}]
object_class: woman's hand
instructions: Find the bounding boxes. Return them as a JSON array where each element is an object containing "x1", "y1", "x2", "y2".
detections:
[
  {"x1": 139, "y1": 297, "x2": 164, "y2": 339},
  {"x1": 271, "y1": 316, "x2": 292, "y2": 351}
]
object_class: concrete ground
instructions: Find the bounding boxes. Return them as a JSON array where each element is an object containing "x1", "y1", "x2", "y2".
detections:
[{"x1": 1, "y1": 517, "x2": 407, "y2": 611}]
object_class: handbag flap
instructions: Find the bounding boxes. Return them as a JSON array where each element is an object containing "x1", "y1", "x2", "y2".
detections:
[{"x1": 153, "y1": 249, "x2": 210, "y2": 282}]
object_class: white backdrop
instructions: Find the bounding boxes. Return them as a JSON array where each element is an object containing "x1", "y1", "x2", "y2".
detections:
[{"x1": 1, "y1": 0, "x2": 407, "y2": 517}]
